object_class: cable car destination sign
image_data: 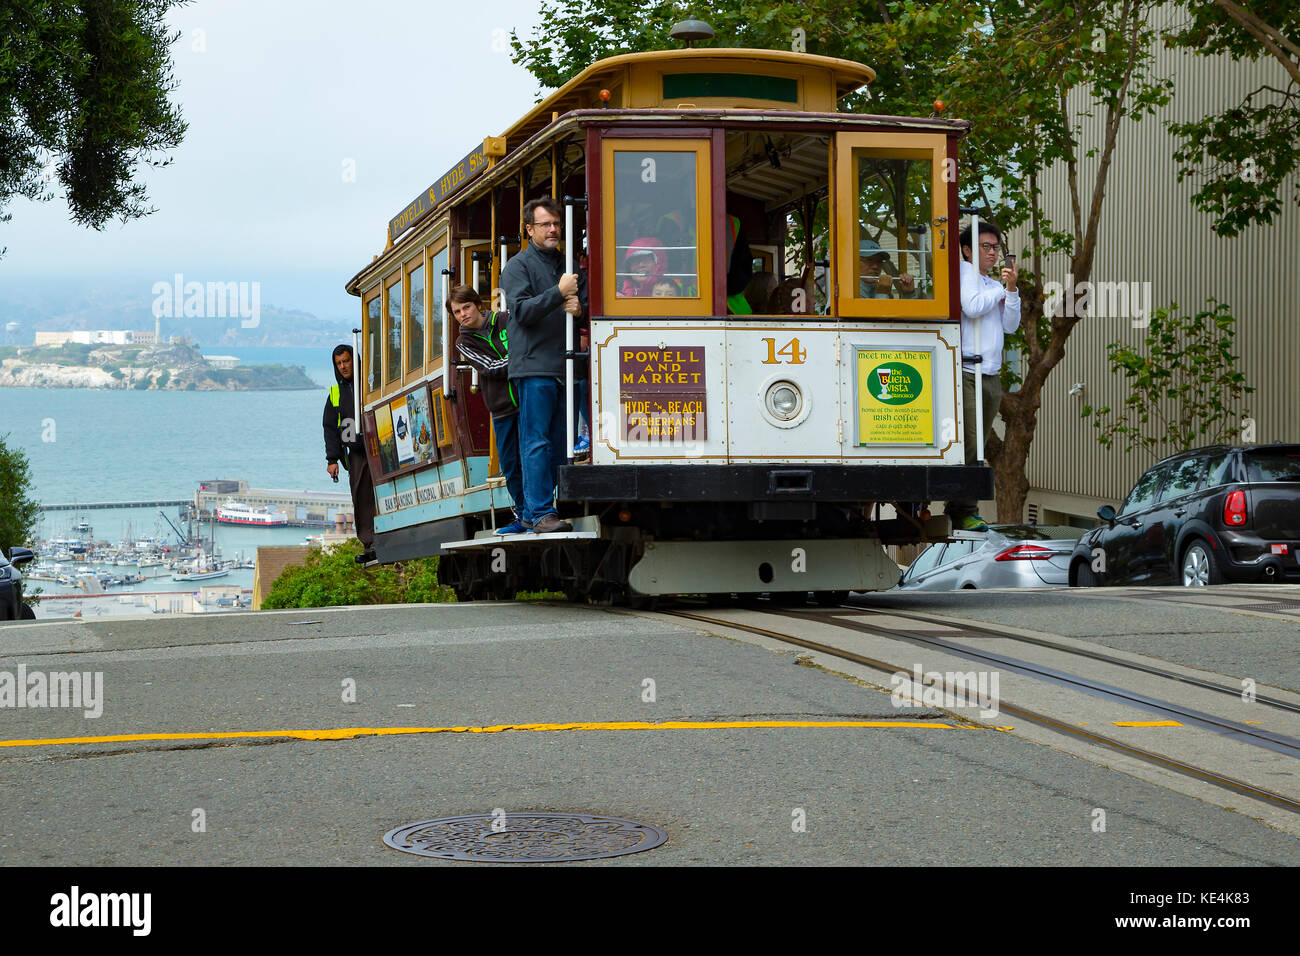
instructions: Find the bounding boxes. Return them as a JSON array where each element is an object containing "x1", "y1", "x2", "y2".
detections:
[
  {"x1": 620, "y1": 346, "x2": 707, "y2": 442},
  {"x1": 388, "y1": 138, "x2": 504, "y2": 242}
]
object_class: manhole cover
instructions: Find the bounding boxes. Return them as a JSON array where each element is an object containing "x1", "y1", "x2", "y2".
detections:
[
  {"x1": 383, "y1": 812, "x2": 668, "y2": 862},
  {"x1": 1235, "y1": 602, "x2": 1300, "y2": 614}
]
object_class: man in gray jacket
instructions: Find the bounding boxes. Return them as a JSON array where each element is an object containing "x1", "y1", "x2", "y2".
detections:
[{"x1": 499, "y1": 197, "x2": 588, "y2": 535}]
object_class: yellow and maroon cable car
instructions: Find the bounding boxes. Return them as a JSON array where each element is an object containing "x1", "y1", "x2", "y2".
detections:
[{"x1": 343, "y1": 39, "x2": 991, "y2": 604}]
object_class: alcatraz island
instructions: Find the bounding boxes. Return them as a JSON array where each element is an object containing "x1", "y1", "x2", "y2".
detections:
[{"x1": 0, "y1": 340, "x2": 316, "y2": 390}]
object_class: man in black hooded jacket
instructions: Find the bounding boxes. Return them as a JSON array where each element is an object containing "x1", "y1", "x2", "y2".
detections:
[{"x1": 323, "y1": 344, "x2": 375, "y2": 563}]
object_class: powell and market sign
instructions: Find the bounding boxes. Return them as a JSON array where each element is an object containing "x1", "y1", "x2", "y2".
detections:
[{"x1": 388, "y1": 137, "x2": 504, "y2": 243}]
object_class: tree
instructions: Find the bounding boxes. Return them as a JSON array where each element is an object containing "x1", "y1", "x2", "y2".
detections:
[
  {"x1": 0, "y1": 0, "x2": 188, "y2": 250},
  {"x1": 1080, "y1": 300, "x2": 1254, "y2": 460},
  {"x1": 1164, "y1": 1, "x2": 1300, "y2": 237},
  {"x1": 512, "y1": 0, "x2": 1173, "y2": 521},
  {"x1": 946, "y1": 1, "x2": 1174, "y2": 520},
  {"x1": 0, "y1": 435, "x2": 41, "y2": 558}
]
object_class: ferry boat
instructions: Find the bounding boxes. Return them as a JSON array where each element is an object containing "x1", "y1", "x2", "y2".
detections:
[{"x1": 216, "y1": 499, "x2": 289, "y2": 527}]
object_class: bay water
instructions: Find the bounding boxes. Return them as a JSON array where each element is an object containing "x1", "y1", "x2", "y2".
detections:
[{"x1": 2, "y1": 346, "x2": 357, "y2": 608}]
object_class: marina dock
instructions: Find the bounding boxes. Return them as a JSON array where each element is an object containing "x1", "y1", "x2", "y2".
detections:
[{"x1": 39, "y1": 481, "x2": 352, "y2": 529}]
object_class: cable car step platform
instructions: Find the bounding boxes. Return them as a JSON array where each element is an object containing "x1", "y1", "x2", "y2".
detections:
[{"x1": 440, "y1": 516, "x2": 601, "y2": 551}]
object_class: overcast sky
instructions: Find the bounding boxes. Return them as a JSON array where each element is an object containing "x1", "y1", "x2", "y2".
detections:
[{"x1": 2, "y1": 0, "x2": 553, "y2": 321}]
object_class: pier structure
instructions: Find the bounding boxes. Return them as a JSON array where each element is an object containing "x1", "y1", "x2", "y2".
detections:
[
  {"x1": 192, "y1": 479, "x2": 352, "y2": 529},
  {"x1": 41, "y1": 499, "x2": 189, "y2": 511}
]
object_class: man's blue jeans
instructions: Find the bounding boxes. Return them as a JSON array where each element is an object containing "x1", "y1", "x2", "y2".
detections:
[
  {"x1": 514, "y1": 376, "x2": 566, "y2": 524},
  {"x1": 491, "y1": 412, "x2": 524, "y2": 518}
]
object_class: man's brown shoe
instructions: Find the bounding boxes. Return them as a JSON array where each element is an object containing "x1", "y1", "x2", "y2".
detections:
[{"x1": 530, "y1": 513, "x2": 573, "y2": 534}]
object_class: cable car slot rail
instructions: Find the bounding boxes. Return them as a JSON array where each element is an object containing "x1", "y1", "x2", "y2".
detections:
[
  {"x1": 780, "y1": 606, "x2": 1300, "y2": 757},
  {"x1": 661, "y1": 606, "x2": 1300, "y2": 816},
  {"x1": 813, "y1": 605, "x2": 1300, "y2": 718}
]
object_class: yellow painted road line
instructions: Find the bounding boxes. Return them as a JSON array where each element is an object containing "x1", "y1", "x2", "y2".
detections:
[
  {"x1": 0, "y1": 719, "x2": 959, "y2": 749},
  {"x1": 1113, "y1": 720, "x2": 1183, "y2": 727}
]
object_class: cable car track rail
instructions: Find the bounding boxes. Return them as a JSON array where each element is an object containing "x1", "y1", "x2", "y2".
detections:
[
  {"x1": 661, "y1": 606, "x2": 1300, "y2": 816},
  {"x1": 820, "y1": 603, "x2": 1300, "y2": 717}
]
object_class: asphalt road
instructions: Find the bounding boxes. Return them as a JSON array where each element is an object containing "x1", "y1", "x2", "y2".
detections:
[{"x1": 1, "y1": 594, "x2": 1297, "y2": 867}]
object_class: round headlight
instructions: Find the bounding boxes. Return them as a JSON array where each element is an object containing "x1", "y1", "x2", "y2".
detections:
[{"x1": 765, "y1": 381, "x2": 802, "y2": 421}]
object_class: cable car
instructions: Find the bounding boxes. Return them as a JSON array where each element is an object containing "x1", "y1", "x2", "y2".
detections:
[{"x1": 343, "y1": 35, "x2": 991, "y2": 604}]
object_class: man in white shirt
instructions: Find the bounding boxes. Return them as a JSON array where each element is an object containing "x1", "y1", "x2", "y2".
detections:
[{"x1": 946, "y1": 220, "x2": 1020, "y2": 532}]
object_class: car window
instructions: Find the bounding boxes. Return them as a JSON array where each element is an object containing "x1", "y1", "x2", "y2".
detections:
[
  {"x1": 1199, "y1": 452, "x2": 1234, "y2": 489},
  {"x1": 1119, "y1": 465, "x2": 1167, "y2": 516},
  {"x1": 1159, "y1": 457, "x2": 1205, "y2": 501},
  {"x1": 906, "y1": 544, "x2": 945, "y2": 579},
  {"x1": 1243, "y1": 448, "x2": 1300, "y2": 482},
  {"x1": 940, "y1": 541, "x2": 975, "y2": 564}
]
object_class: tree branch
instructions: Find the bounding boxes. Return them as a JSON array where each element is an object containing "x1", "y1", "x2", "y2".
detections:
[{"x1": 1212, "y1": 0, "x2": 1300, "y2": 82}]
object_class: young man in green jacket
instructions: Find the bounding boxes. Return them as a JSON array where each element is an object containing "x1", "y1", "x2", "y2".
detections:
[{"x1": 450, "y1": 284, "x2": 526, "y2": 535}]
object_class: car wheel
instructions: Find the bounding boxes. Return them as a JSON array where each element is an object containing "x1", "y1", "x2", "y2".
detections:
[
  {"x1": 1075, "y1": 561, "x2": 1100, "y2": 587},
  {"x1": 19, "y1": 603, "x2": 35, "y2": 620},
  {"x1": 1181, "y1": 540, "x2": 1222, "y2": 587}
]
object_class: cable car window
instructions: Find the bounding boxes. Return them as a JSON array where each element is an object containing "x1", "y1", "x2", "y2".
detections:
[
  {"x1": 407, "y1": 262, "x2": 424, "y2": 374},
  {"x1": 613, "y1": 151, "x2": 699, "y2": 298},
  {"x1": 835, "y1": 133, "x2": 950, "y2": 319},
  {"x1": 385, "y1": 274, "x2": 402, "y2": 384},
  {"x1": 428, "y1": 244, "x2": 447, "y2": 364},
  {"x1": 365, "y1": 292, "x2": 381, "y2": 392},
  {"x1": 854, "y1": 152, "x2": 934, "y2": 302}
]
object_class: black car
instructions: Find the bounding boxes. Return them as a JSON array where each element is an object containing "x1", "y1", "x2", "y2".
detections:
[
  {"x1": 1, "y1": 547, "x2": 36, "y2": 620},
  {"x1": 1070, "y1": 444, "x2": 1300, "y2": 587}
]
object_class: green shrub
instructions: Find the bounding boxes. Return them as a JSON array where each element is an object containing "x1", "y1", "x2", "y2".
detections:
[{"x1": 261, "y1": 538, "x2": 455, "y2": 608}]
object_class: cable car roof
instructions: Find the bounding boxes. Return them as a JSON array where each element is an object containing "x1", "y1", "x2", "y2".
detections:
[{"x1": 502, "y1": 48, "x2": 877, "y2": 149}]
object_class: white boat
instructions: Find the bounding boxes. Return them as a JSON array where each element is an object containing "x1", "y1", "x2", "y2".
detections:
[
  {"x1": 216, "y1": 499, "x2": 289, "y2": 527},
  {"x1": 172, "y1": 567, "x2": 231, "y2": 582}
]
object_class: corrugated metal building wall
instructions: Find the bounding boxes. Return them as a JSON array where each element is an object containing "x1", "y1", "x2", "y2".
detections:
[{"x1": 1006, "y1": 17, "x2": 1299, "y2": 525}]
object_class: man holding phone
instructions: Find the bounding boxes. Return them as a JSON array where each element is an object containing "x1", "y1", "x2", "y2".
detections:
[{"x1": 946, "y1": 220, "x2": 1020, "y2": 532}]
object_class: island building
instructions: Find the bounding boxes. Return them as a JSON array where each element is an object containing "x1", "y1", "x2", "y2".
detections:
[
  {"x1": 34, "y1": 329, "x2": 140, "y2": 346},
  {"x1": 205, "y1": 355, "x2": 241, "y2": 369}
]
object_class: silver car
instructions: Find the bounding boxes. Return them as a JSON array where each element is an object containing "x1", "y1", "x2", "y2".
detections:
[{"x1": 896, "y1": 525, "x2": 1082, "y2": 591}]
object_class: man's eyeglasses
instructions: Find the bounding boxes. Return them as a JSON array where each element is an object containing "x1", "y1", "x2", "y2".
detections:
[
  {"x1": 528, "y1": 219, "x2": 561, "y2": 231},
  {"x1": 978, "y1": 241, "x2": 999, "y2": 252}
]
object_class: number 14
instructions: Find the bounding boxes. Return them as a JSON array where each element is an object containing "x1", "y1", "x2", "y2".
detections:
[{"x1": 761, "y1": 337, "x2": 807, "y2": 365}]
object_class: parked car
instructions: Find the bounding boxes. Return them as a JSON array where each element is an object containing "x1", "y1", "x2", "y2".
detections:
[
  {"x1": 1069, "y1": 443, "x2": 1300, "y2": 587},
  {"x1": 896, "y1": 525, "x2": 1082, "y2": 590},
  {"x1": 1, "y1": 547, "x2": 36, "y2": 621}
]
